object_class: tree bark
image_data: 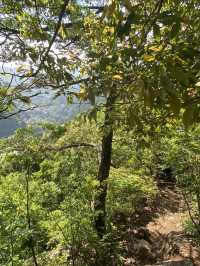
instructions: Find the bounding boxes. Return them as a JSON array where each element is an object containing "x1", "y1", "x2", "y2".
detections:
[
  {"x1": 26, "y1": 165, "x2": 38, "y2": 266},
  {"x1": 95, "y1": 90, "x2": 116, "y2": 237}
]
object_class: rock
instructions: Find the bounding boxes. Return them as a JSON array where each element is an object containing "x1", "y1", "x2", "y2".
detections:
[
  {"x1": 135, "y1": 239, "x2": 155, "y2": 263},
  {"x1": 124, "y1": 257, "x2": 137, "y2": 265},
  {"x1": 135, "y1": 227, "x2": 152, "y2": 242}
]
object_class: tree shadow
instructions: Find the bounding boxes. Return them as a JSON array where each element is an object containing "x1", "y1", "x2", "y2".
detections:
[{"x1": 110, "y1": 186, "x2": 200, "y2": 265}]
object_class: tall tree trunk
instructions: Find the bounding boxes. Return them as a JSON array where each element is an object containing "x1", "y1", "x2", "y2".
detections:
[
  {"x1": 95, "y1": 90, "x2": 116, "y2": 237},
  {"x1": 26, "y1": 165, "x2": 38, "y2": 266}
]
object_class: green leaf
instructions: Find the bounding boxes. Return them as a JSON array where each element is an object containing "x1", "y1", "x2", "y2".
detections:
[
  {"x1": 16, "y1": 65, "x2": 27, "y2": 73},
  {"x1": 149, "y1": 45, "x2": 163, "y2": 52},
  {"x1": 183, "y1": 106, "x2": 194, "y2": 127},
  {"x1": 160, "y1": 73, "x2": 181, "y2": 114},
  {"x1": 88, "y1": 89, "x2": 95, "y2": 105},
  {"x1": 20, "y1": 96, "x2": 31, "y2": 104},
  {"x1": 102, "y1": 85, "x2": 111, "y2": 97},
  {"x1": 117, "y1": 11, "x2": 137, "y2": 37},
  {"x1": 169, "y1": 95, "x2": 181, "y2": 115},
  {"x1": 126, "y1": 11, "x2": 137, "y2": 25},
  {"x1": 123, "y1": 0, "x2": 133, "y2": 11},
  {"x1": 67, "y1": 95, "x2": 73, "y2": 104},
  {"x1": 112, "y1": 74, "x2": 123, "y2": 81},
  {"x1": 101, "y1": 2, "x2": 115, "y2": 20},
  {"x1": 159, "y1": 12, "x2": 179, "y2": 26},
  {"x1": 173, "y1": 69, "x2": 189, "y2": 86},
  {"x1": 153, "y1": 23, "x2": 160, "y2": 37},
  {"x1": 88, "y1": 107, "x2": 97, "y2": 121},
  {"x1": 170, "y1": 22, "x2": 180, "y2": 38},
  {"x1": 136, "y1": 78, "x2": 145, "y2": 89},
  {"x1": 58, "y1": 24, "x2": 66, "y2": 39},
  {"x1": 143, "y1": 87, "x2": 154, "y2": 106},
  {"x1": 143, "y1": 55, "x2": 156, "y2": 62}
]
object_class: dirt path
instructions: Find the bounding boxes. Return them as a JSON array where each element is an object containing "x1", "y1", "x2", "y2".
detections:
[
  {"x1": 146, "y1": 188, "x2": 200, "y2": 266},
  {"x1": 147, "y1": 187, "x2": 186, "y2": 235}
]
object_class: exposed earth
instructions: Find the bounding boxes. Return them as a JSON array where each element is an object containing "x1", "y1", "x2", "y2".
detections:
[{"x1": 123, "y1": 187, "x2": 200, "y2": 266}]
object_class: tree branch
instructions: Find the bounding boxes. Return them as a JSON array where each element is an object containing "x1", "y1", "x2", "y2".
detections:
[
  {"x1": 33, "y1": 0, "x2": 70, "y2": 77},
  {"x1": 46, "y1": 143, "x2": 97, "y2": 152},
  {"x1": 0, "y1": 105, "x2": 38, "y2": 120}
]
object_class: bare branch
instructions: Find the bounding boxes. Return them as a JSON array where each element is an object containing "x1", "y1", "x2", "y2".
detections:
[
  {"x1": 46, "y1": 143, "x2": 96, "y2": 152},
  {"x1": 0, "y1": 105, "x2": 38, "y2": 120}
]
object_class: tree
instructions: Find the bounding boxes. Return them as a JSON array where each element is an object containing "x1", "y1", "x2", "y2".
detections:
[
  {"x1": 76, "y1": 0, "x2": 200, "y2": 236},
  {"x1": 1, "y1": 0, "x2": 200, "y2": 238}
]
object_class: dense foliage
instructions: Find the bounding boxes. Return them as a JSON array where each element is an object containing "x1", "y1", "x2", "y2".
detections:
[
  {"x1": 0, "y1": 117, "x2": 199, "y2": 265},
  {"x1": 1, "y1": 0, "x2": 200, "y2": 265},
  {"x1": 0, "y1": 119, "x2": 156, "y2": 265}
]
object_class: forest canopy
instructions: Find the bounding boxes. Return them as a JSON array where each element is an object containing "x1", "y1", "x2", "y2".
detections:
[{"x1": 0, "y1": 0, "x2": 200, "y2": 265}]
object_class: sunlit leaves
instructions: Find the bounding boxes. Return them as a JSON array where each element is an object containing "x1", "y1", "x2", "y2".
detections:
[
  {"x1": 148, "y1": 45, "x2": 163, "y2": 53},
  {"x1": 1, "y1": 0, "x2": 200, "y2": 127},
  {"x1": 195, "y1": 81, "x2": 200, "y2": 87},
  {"x1": 112, "y1": 74, "x2": 123, "y2": 81},
  {"x1": 58, "y1": 24, "x2": 66, "y2": 39},
  {"x1": 143, "y1": 54, "x2": 156, "y2": 62}
]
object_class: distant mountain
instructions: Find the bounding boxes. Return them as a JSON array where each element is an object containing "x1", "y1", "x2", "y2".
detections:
[
  {"x1": 0, "y1": 93, "x2": 90, "y2": 137},
  {"x1": 20, "y1": 92, "x2": 90, "y2": 123},
  {"x1": 0, "y1": 64, "x2": 91, "y2": 138},
  {"x1": 0, "y1": 117, "x2": 25, "y2": 138}
]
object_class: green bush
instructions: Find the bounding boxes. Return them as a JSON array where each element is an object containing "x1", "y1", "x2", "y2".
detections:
[{"x1": 107, "y1": 168, "x2": 157, "y2": 216}]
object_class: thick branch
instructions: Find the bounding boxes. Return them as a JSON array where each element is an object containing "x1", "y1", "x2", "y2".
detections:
[{"x1": 46, "y1": 143, "x2": 97, "y2": 152}]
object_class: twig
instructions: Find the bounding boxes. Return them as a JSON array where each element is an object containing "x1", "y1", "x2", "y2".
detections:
[{"x1": 182, "y1": 190, "x2": 200, "y2": 237}]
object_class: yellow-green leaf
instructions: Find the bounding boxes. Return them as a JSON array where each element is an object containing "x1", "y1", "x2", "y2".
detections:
[
  {"x1": 112, "y1": 74, "x2": 123, "y2": 81},
  {"x1": 143, "y1": 55, "x2": 156, "y2": 62},
  {"x1": 58, "y1": 24, "x2": 66, "y2": 39},
  {"x1": 16, "y1": 65, "x2": 27, "y2": 72},
  {"x1": 148, "y1": 45, "x2": 163, "y2": 52}
]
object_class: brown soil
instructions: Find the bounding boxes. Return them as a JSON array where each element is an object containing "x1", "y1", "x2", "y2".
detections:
[
  {"x1": 121, "y1": 187, "x2": 200, "y2": 266},
  {"x1": 146, "y1": 187, "x2": 200, "y2": 266}
]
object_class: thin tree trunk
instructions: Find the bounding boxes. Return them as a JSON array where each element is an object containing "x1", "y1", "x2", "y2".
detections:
[
  {"x1": 196, "y1": 192, "x2": 200, "y2": 225},
  {"x1": 26, "y1": 165, "x2": 39, "y2": 266},
  {"x1": 95, "y1": 90, "x2": 116, "y2": 237},
  {"x1": 10, "y1": 229, "x2": 14, "y2": 266}
]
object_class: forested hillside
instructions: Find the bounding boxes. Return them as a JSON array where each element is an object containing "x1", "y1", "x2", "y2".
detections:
[
  {"x1": 0, "y1": 119, "x2": 200, "y2": 265},
  {"x1": 0, "y1": 0, "x2": 200, "y2": 265}
]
